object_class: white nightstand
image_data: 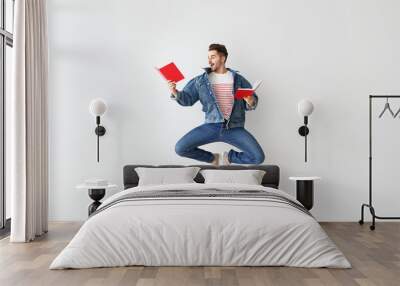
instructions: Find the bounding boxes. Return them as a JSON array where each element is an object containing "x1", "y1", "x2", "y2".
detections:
[
  {"x1": 289, "y1": 177, "x2": 321, "y2": 210},
  {"x1": 76, "y1": 183, "x2": 117, "y2": 216}
]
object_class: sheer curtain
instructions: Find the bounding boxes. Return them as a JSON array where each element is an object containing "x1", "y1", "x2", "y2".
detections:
[{"x1": 9, "y1": 0, "x2": 48, "y2": 242}]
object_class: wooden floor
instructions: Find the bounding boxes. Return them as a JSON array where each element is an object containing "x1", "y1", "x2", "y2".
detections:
[{"x1": 0, "y1": 222, "x2": 399, "y2": 286}]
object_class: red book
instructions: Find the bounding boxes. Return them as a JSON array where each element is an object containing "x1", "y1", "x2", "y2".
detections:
[
  {"x1": 235, "y1": 80, "x2": 262, "y2": 100},
  {"x1": 156, "y1": 62, "x2": 185, "y2": 83}
]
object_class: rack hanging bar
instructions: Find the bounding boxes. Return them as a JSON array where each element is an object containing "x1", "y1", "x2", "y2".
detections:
[{"x1": 370, "y1": 95, "x2": 400, "y2": 98}]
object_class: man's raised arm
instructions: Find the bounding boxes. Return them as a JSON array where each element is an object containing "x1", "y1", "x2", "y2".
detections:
[
  {"x1": 240, "y1": 77, "x2": 259, "y2": 111},
  {"x1": 169, "y1": 78, "x2": 199, "y2": 106}
]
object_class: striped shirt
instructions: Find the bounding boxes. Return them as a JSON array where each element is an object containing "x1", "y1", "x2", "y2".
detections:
[{"x1": 208, "y1": 71, "x2": 234, "y2": 119}]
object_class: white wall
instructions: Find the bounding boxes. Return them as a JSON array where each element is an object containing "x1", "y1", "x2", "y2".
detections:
[{"x1": 47, "y1": 0, "x2": 400, "y2": 221}]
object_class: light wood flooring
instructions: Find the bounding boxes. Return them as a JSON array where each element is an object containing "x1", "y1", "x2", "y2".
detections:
[{"x1": 0, "y1": 222, "x2": 399, "y2": 286}]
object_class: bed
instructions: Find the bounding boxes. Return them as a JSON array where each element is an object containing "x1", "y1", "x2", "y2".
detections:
[{"x1": 50, "y1": 164, "x2": 351, "y2": 269}]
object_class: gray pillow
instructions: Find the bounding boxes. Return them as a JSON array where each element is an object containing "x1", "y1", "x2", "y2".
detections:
[
  {"x1": 135, "y1": 167, "x2": 201, "y2": 186},
  {"x1": 200, "y1": 169, "x2": 266, "y2": 185}
]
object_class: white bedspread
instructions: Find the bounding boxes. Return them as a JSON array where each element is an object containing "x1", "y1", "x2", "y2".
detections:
[{"x1": 50, "y1": 183, "x2": 351, "y2": 269}]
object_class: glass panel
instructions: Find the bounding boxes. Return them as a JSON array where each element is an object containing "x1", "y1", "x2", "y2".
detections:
[
  {"x1": 6, "y1": 0, "x2": 14, "y2": 33},
  {"x1": 0, "y1": 0, "x2": 3, "y2": 28},
  {"x1": 0, "y1": 0, "x2": 2, "y2": 30},
  {"x1": 0, "y1": 36, "x2": 3, "y2": 228},
  {"x1": 5, "y1": 43, "x2": 12, "y2": 220}
]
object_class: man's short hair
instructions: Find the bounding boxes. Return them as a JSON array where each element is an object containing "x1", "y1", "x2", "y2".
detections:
[{"x1": 208, "y1": 43, "x2": 228, "y2": 63}]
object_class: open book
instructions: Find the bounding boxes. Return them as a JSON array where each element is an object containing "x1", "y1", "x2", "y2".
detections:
[
  {"x1": 156, "y1": 62, "x2": 185, "y2": 83},
  {"x1": 234, "y1": 80, "x2": 262, "y2": 99}
]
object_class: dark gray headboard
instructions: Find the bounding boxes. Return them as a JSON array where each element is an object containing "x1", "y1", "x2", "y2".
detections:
[{"x1": 123, "y1": 164, "x2": 280, "y2": 189}]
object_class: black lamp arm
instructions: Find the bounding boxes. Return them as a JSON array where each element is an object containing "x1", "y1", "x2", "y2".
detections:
[
  {"x1": 94, "y1": 116, "x2": 106, "y2": 162},
  {"x1": 298, "y1": 116, "x2": 310, "y2": 162}
]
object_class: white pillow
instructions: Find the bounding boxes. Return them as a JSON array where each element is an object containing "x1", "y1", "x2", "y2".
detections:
[
  {"x1": 200, "y1": 169, "x2": 266, "y2": 185},
  {"x1": 135, "y1": 167, "x2": 201, "y2": 186}
]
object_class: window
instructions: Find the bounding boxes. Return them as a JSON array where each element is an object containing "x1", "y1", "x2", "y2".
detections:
[{"x1": 0, "y1": 0, "x2": 14, "y2": 235}]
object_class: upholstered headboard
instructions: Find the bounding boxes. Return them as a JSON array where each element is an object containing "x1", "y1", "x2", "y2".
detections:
[{"x1": 123, "y1": 164, "x2": 280, "y2": 189}]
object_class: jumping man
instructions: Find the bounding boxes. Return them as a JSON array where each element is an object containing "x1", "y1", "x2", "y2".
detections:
[{"x1": 169, "y1": 43, "x2": 265, "y2": 166}]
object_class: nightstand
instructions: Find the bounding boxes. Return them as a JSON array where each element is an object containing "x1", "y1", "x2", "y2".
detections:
[
  {"x1": 289, "y1": 177, "x2": 321, "y2": 210},
  {"x1": 76, "y1": 183, "x2": 117, "y2": 216}
]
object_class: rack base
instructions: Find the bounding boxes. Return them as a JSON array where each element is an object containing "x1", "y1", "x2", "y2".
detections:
[{"x1": 359, "y1": 203, "x2": 400, "y2": 231}]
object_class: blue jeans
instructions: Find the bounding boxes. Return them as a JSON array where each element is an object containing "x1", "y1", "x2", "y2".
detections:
[{"x1": 175, "y1": 122, "x2": 265, "y2": 164}]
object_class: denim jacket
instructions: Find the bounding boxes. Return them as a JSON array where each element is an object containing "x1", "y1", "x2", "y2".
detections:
[{"x1": 170, "y1": 67, "x2": 259, "y2": 129}]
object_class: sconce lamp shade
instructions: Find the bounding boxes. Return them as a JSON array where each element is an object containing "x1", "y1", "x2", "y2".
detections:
[
  {"x1": 297, "y1": 100, "x2": 314, "y2": 116},
  {"x1": 89, "y1": 98, "x2": 107, "y2": 117}
]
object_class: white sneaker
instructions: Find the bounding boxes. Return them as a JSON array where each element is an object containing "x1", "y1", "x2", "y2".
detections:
[
  {"x1": 223, "y1": 151, "x2": 231, "y2": 165},
  {"x1": 211, "y1": 153, "x2": 220, "y2": 166}
]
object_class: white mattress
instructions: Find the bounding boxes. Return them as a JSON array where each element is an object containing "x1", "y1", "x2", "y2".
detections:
[{"x1": 50, "y1": 183, "x2": 351, "y2": 269}]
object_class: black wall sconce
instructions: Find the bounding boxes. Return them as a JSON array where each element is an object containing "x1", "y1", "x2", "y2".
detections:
[
  {"x1": 89, "y1": 98, "x2": 107, "y2": 162},
  {"x1": 297, "y1": 99, "x2": 314, "y2": 162}
]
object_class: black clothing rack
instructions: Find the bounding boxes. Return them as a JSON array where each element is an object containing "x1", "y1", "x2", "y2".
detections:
[{"x1": 359, "y1": 95, "x2": 400, "y2": 230}]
